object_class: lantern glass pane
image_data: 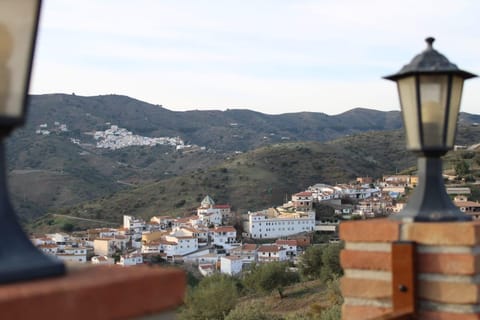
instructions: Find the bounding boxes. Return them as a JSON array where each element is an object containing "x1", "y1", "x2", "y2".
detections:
[
  {"x1": 397, "y1": 76, "x2": 421, "y2": 150},
  {"x1": 419, "y1": 75, "x2": 449, "y2": 149},
  {"x1": 0, "y1": 0, "x2": 39, "y2": 119},
  {"x1": 446, "y1": 76, "x2": 464, "y2": 147}
]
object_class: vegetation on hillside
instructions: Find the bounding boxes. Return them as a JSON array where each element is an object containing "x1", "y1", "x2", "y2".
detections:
[{"x1": 178, "y1": 243, "x2": 343, "y2": 320}]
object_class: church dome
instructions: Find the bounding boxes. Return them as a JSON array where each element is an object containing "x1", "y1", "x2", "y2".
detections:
[{"x1": 200, "y1": 195, "x2": 215, "y2": 208}]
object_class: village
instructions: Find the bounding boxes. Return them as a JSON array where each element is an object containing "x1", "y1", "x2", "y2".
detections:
[
  {"x1": 30, "y1": 174, "x2": 480, "y2": 276},
  {"x1": 36, "y1": 122, "x2": 205, "y2": 151}
]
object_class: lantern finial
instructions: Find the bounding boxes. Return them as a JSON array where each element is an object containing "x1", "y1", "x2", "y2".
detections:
[{"x1": 425, "y1": 37, "x2": 435, "y2": 49}]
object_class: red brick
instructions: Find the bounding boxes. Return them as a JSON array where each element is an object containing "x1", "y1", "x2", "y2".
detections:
[
  {"x1": 419, "y1": 311, "x2": 480, "y2": 320},
  {"x1": 342, "y1": 304, "x2": 390, "y2": 320},
  {"x1": 418, "y1": 253, "x2": 480, "y2": 275},
  {"x1": 341, "y1": 278, "x2": 391, "y2": 299},
  {"x1": 418, "y1": 281, "x2": 480, "y2": 304},
  {"x1": 0, "y1": 265, "x2": 186, "y2": 320},
  {"x1": 341, "y1": 250, "x2": 392, "y2": 271},
  {"x1": 403, "y1": 221, "x2": 480, "y2": 245},
  {"x1": 340, "y1": 219, "x2": 401, "y2": 242}
]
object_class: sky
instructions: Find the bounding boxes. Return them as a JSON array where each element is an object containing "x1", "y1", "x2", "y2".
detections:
[{"x1": 29, "y1": 0, "x2": 480, "y2": 115}]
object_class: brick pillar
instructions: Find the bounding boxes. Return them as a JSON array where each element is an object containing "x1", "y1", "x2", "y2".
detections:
[{"x1": 340, "y1": 219, "x2": 480, "y2": 320}]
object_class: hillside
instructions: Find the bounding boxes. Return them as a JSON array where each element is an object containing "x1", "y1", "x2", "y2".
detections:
[
  {"x1": 11, "y1": 94, "x2": 408, "y2": 157},
  {"x1": 28, "y1": 130, "x2": 416, "y2": 231},
  {"x1": 9, "y1": 93, "x2": 480, "y2": 226}
]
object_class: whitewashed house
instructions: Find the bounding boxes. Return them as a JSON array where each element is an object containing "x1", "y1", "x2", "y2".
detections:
[
  {"x1": 117, "y1": 253, "x2": 143, "y2": 266},
  {"x1": 229, "y1": 244, "x2": 257, "y2": 262},
  {"x1": 176, "y1": 226, "x2": 208, "y2": 245},
  {"x1": 197, "y1": 208, "x2": 222, "y2": 226},
  {"x1": 163, "y1": 234, "x2": 198, "y2": 256},
  {"x1": 198, "y1": 264, "x2": 215, "y2": 277},
  {"x1": 46, "y1": 233, "x2": 71, "y2": 249},
  {"x1": 150, "y1": 216, "x2": 175, "y2": 230},
  {"x1": 221, "y1": 256, "x2": 244, "y2": 275},
  {"x1": 56, "y1": 246, "x2": 87, "y2": 263},
  {"x1": 38, "y1": 244, "x2": 58, "y2": 255},
  {"x1": 141, "y1": 240, "x2": 161, "y2": 254},
  {"x1": 97, "y1": 228, "x2": 119, "y2": 238},
  {"x1": 247, "y1": 208, "x2": 315, "y2": 239},
  {"x1": 91, "y1": 255, "x2": 115, "y2": 265},
  {"x1": 123, "y1": 215, "x2": 145, "y2": 232},
  {"x1": 257, "y1": 245, "x2": 288, "y2": 263},
  {"x1": 275, "y1": 239, "x2": 298, "y2": 256},
  {"x1": 211, "y1": 226, "x2": 237, "y2": 248},
  {"x1": 31, "y1": 235, "x2": 55, "y2": 246}
]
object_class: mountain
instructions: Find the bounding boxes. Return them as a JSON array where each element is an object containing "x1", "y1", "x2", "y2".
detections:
[
  {"x1": 17, "y1": 94, "x2": 406, "y2": 151},
  {"x1": 7, "y1": 93, "x2": 480, "y2": 226}
]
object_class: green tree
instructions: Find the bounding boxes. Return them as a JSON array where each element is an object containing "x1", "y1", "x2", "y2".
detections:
[
  {"x1": 243, "y1": 262, "x2": 299, "y2": 298},
  {"x1": 455, "y1": 160, "x2": 470, "y2": 177},
  {"x1": 299, "y1": 245, "x2": 324, "y2": 280},
  {"x1": 61, "y1": 222, "x2": 75, "y2": 232},
  {"x1": 299, "y1": 244, "x2": 343, "y2": 281},
  {"x1": 179, "y1": 274, "x2": 239, "y2": 320},
  {"x1": 320, "y1": 243, "x2": 343, "y2": 282}
]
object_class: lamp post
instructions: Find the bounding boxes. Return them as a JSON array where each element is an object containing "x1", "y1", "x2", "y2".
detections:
[
  {"x1": 385, "y1": 37, "x2": 477, "y2": 222},
  {"x1": 0, "y1": 0, "x2": 65, "y2": 283}
]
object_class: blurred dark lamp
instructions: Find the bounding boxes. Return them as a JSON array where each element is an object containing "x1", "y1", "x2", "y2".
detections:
[{"x1": 0, "y1": 0, "x2": 65, "y2": 283}]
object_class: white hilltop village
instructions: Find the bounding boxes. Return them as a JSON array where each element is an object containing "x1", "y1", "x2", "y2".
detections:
[
  {"x1": 92, "y1": 125, "x2": 198, "y2": 151},
  {"x1": 36, "y1": 122, "x2": 204, "y2": 151}
]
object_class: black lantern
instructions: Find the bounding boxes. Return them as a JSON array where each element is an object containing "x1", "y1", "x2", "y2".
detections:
[
  {"x1": 0, "y1": 0, "x2": 65, "y2": 283},
  {"x1": 385, "y1": 37, "x2": 477, "y2": 222}
]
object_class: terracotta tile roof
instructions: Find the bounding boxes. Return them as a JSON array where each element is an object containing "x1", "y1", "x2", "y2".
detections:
[
  {"x1": 38, "y1": 244, "x2": 58, "y2": 249},
  {"x1": 213, "y1": 226, "x2": 236, "y2": 233},
  {"x1": 294, "y1": 191, "x2": 313, "y2": 197},
  {"x1": 181, "y1": 226, "x2": 197, "y2": 233},
  {"x1": 242, "y1": 244, "x2": 257, "y2": 251},
  {"x1": 95, "y1": 256, "x2": 108, "y2": 261},
  {"x1": 223, "y1": 256, "x2": 243, "y2": 261},
  {"x1": 257, "y1": 245, "x2": 282, "y2": 253},
  {"x1": 199, "y1": 264, "x2": 214, "y2": 270},
  {"x1": 275, "y1": 239, "x2": 298, "y2": 246}
]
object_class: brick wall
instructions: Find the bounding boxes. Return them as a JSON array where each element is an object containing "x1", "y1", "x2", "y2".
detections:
[
  {"x1": 0, "y1": 264, "x2": 185, "y2": 320},
  {"x1": 340, "y1": 219, "x2": 480, "y2": 320}
]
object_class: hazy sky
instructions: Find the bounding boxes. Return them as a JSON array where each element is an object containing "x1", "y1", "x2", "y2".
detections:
[{"x1": 30, "y1": 0, "x2": 480, "y2": 115}]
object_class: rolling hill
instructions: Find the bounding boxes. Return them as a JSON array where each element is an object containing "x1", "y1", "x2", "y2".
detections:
[
  {"x1": 7, "y1": 93, "x2": 480, "y2": 228},
  {"x1": 28, "y1": 130, "x2": 417, "y2": 231}
]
